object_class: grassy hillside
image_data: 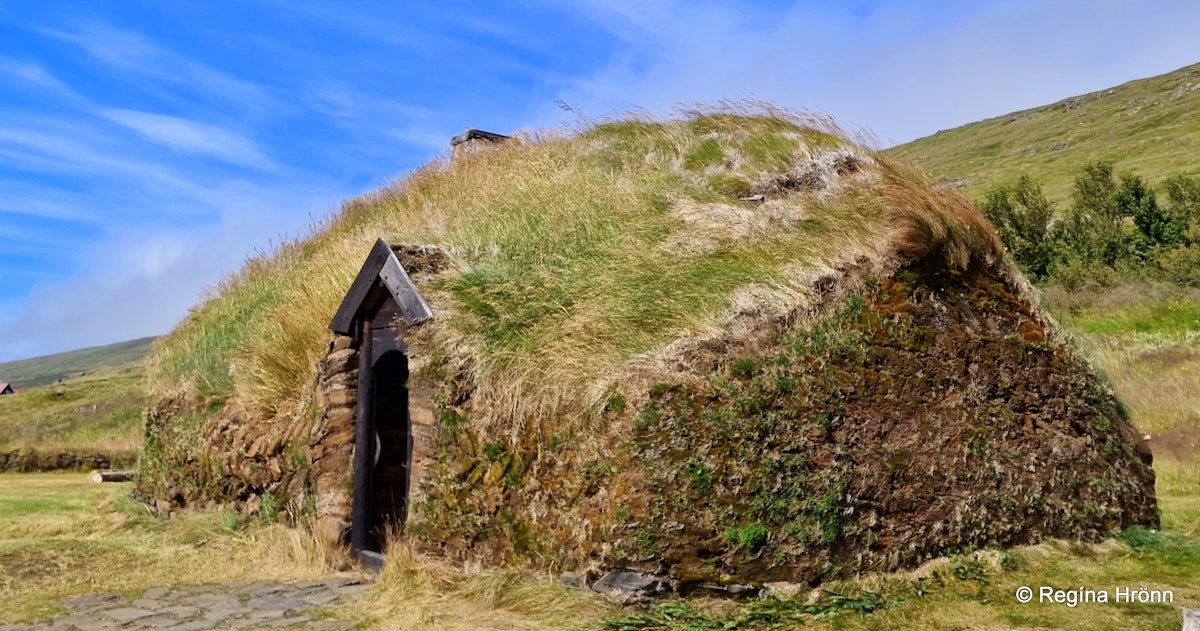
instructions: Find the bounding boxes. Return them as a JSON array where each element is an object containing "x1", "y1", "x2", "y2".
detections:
[
  {"x1": 889, "y1": 62, "x2": 1200, "y2": 203},
  {"x1": 0, "y1": 336, "x2": 156, "y2": 389},
  {"x1": 0, "y1": 362, "x2": 144, "y2": 457}
]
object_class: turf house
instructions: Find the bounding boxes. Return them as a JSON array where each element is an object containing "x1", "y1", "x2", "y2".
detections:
[{"x1": 137, "y1": 106, "x2": 1157, "y2": 589}]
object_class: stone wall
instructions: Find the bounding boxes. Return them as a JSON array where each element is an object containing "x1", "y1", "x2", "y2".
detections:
[
  {"x1": 0, "y1": 450, "x2": 128, "y2": 472},
  {"x1": 311, "y1": 335, "x2": 358, "y2": 537}
]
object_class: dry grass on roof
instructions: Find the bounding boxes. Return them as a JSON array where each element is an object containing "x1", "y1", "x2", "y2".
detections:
[{"x1": 146, "y1": 103, "x2": 1001, "y2": 430}]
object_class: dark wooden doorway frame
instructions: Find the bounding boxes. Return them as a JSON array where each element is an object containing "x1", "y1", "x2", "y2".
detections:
[{"x1": 329, "y1": 239, "x2": 432, "y2": 558}]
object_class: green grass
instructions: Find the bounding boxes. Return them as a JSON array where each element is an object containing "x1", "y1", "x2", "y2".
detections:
[
  {"x1": 1046, "y1": 283, "x2": 1200, "y2": 336},
  {"x1": 889, "y1": 61, "x2": 1200, "y2": 204},
  {"x1": 0, "y1": 363, "x2": 144, "y2": 457},
  {"x1": 0, "y1": 473, "x2": 610, "y2": 630},
  {"x1": 1041, "y1": 283, "x2": 1200, "y2": 435},
  {"x1": 0, "y1": 337, "x2": 155, "y2": 389},
  {"x1": 147, "y1": 254, "x2": 298, "y2": 403}
]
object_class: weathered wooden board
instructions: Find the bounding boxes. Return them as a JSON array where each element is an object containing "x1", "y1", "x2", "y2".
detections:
[
  {"x1": 379, "y1": 254, "x2": 432, "y2": 323},
  {"x1": 330, "y1": 239, "x2": 394, "y2": 335},
  {"x1": 330, "y1": 238, "x2": 432, "y2": 334},
  {"x1": 351, "y1": 319, "x2": 376, "y2": 556}
]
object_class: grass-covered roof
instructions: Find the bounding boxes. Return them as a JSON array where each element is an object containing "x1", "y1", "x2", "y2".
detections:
[{"x1": 147, "y1": 105, "x2": 1000, "y2": 426}]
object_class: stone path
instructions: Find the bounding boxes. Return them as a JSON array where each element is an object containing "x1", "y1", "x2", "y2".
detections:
[{"x1": 0, "y1": 578, "x2": 370, "y2": 630}]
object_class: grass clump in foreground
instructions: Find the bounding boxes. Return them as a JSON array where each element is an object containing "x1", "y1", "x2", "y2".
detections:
[{"x1": 0, "y1": 472, "x2": 613, "y2": 630}]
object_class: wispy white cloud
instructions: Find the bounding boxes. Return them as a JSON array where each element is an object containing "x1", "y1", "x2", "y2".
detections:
[
  {"x1": 39, "y1": 23, "x2": 159, "y2": 66},
  {"x1": 0, "y1": 180, "x2": 350, "y2": 362},
  {"x1": 101, "y1": 109, "x2": 277, "y2": 170},
  {"x1": 0, "y1": 121, "x2": 212, "y2": 201},
  {"x1": 0, "y1": 57, "x2": 76, "y2": 97},
  {"x1": 41, "y1": 23, "x2": 279, "y2": 114},
  {"x1": 546, "y1": 0, "x2": 1200, "y2": 145}
]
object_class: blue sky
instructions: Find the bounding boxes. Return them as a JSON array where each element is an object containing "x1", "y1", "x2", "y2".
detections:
[{"x1": 1, "y1": 0, "x2": 1198, "y2": 362}]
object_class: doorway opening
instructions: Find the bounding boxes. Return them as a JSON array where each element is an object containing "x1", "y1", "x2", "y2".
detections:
[{"x1": 366, "y1": 350, "x2": 412, "y2": 552}]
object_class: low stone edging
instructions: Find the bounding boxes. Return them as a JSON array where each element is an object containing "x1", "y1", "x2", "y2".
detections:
[{"x1": 0, "y1": 450, "x2": 136, "y2": 473}]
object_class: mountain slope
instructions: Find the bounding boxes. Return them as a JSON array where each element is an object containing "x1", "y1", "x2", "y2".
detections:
[
  {"x1": 889, "y1": 62, "x2": 1200, "y2": 203},
  {"x1": 0, "y1": 337, "x2": 157, "y2": 389}
]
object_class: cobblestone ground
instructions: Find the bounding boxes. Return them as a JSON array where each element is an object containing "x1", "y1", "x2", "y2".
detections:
[{"x1": 0, "y1": 578, "x2": 370, "y2": 630}]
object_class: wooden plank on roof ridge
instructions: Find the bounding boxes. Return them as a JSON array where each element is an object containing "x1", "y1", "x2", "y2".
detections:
[
  {"x1": 329, "y1": 239, "x2": 394, "y2": 334},
  {"x1": 379, "y1": 252, "x2": 433, "y2": 323}
]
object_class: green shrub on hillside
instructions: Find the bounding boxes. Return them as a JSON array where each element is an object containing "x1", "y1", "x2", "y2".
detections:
[
  {"x1": 1123, "y1": 174, "x2": 1185, "y2": 255},
  {"x1": 1062, "y1": 162, "x2": 1132, "y2": 268},
  {"x1": 1157, "y1": 244, "x2": 1200, "y2": 287},
  {"x1": 980, "y1": 165, "x2": 1200, "y2": 288},
  {"x1": 1163, "y1": 174, "x2": 1200, "y2": 221},
  {"x1": 978, "y1": 175, "x2": 1058, "y2": 279}
]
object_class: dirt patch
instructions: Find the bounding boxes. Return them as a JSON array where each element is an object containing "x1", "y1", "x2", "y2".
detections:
[
  {"x1": 0, "y1": 550, "x2": 68, "y2": 581},
  {"x1": 1135, "y1": 347, "x2": 1200, "y2": 368},
  {"x1": 1148, "y1": 422, "x2": 1200, "y2": 462}
]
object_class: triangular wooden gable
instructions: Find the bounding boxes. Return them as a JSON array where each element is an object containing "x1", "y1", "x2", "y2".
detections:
[{"x1": 329, "y1": 239, "x2": 433, "y2": 335}]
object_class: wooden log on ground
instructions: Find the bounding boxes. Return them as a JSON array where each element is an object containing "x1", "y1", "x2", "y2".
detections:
[{"x1": 89, "y1": 469, "x2": 134, "y2": 483}]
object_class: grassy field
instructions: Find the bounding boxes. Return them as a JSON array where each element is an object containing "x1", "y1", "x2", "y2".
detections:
[
  {"x1": 0, "y1": 363, "x2": 144, "y2": 459},
  {"x1": 0, "y1": 336, "x2": 156, "y2": 389},
  {"x1": 888, "y1": 62, "x2": 1200, "y2": 204},
  {"x1": 0, "y1": 473, "x2": 353, "y2": 624},
  {"x1": 0, "y1": 472, "x2": 615, "y2": 629}
]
